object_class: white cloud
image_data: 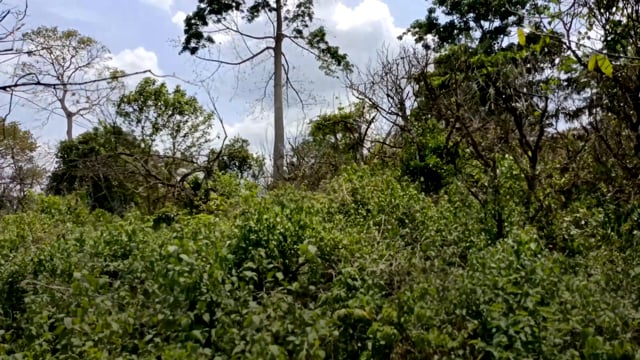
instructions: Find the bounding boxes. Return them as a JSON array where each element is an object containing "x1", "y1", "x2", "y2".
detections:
[
  {"x1": 225, "y1": 106, "x2": 310, "y2": 156},
  {"x1": 171, "y1": 10, "x2": 187, "y2": 28},
  {"x1": 332, "y1": 0, "x2": 403, "y2": 38},
  {"x1": 226, "y1": 110, "x2": 273, "y2": 154},
  {"x1": 141, "y1": 0, "x2": 173, "y2": 12},
  {"x1": 107, "y1": 47, "x2": 164, "y2": 86}
]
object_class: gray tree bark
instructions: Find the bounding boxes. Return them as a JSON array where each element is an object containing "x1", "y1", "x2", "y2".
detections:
[{"x1": 272, "y1": 0, "x2": 285, "y2": 182}]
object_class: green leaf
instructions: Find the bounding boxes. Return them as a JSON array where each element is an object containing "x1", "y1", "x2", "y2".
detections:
[
  {"x1": 191, "y1": 330, "x2": 205, "y2": 343},
  {"x1": 596, "y1": 54, "x2": 613, "y2": 77},
  {"x1": 110, "y1": 320, "x2": 120, "y2": 331},
  {"x1": 517, "y1": 28, "x2": 526, "y2": 46},
  {"x1": 308, "y1": 244, "x2": 317, "y2": 255},
  {"x1": 588, "y1": 54, "x2": 597, "y2": 72}
]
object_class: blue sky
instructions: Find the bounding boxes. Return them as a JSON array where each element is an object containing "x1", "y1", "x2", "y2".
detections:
[{"x1": 2, "y1": 0, "x2": 427, "y2": 154}]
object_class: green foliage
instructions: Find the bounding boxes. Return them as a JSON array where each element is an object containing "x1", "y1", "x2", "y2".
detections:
[
  {"x1": 116, "y1": 77, "x2": 215, "y2": 160},
  {"x1": 215, "y1": 136, "x2": 265, "y2": 181},
  {"x1": 3, "y1": 168, "x2": 639, "y2": 358},
  {"x1": 399, "y1": 118, "x2": 460, "y2": 194},
  {"x1": 46, "y1": 124, "x2": 145, "y2": 214},
  {"x1": 402, "y1": 0, "x2": 536, "y2": 51},
  {"x1": 7, "y1": 0, "x2": 640, "y2": 357},
  {"x1": 0, "y1": 119, "x2": 44, "y2": 213},
  {"x1": 180, "y1": 171, "x2": 260, "y2": 215}
]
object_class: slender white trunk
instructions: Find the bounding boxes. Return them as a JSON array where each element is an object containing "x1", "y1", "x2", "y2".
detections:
[{"x1": 272, "y1": 0, "x2": 285, "y2": 182}]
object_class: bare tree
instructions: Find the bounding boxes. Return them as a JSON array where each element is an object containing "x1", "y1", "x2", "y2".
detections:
[
  {"x1": 0, "y1": 8, "x2": 163, "y2": 134},
  {"x1": 344, "y1": 44, "x2": 429, "y2": 148},
  {"x1": 12, "y1": 26, "x2": 128, "y2": 140}
]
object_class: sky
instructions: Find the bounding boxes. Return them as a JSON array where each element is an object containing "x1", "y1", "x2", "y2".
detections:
[{"x1": 1, "y1": 0, "x2": 427, "y2": 156}]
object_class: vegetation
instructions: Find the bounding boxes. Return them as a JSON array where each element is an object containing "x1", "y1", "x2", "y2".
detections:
[
  {"x1": 2, "y1": 168, "x2": 639, "y2": 358},
  {"x1": 1, "y1": 0, "x2": 640, "y2": 358},
  {"x1": 0, "y1": 119, "x2": 44, "y2": 214}
]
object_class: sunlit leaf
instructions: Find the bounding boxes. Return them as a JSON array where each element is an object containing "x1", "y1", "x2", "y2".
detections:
[
  {"x1": 588, "y1": 54, "x2": 597, "y2": 72},
  {"x1": 517, "y1": 28, "x2": 526, "y2": 46},
  {"x1": 596, "y1": 54, "x2": 613, "y2": 77}
]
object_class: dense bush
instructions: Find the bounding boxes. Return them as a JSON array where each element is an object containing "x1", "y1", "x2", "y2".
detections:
[{"x1": 1, "y1": 168, "x2": 639, "y2": 358}]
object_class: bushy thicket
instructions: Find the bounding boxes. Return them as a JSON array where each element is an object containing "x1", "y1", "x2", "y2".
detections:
[{"x1": 1, "y1": 167, "x2": 638, "y2": 359}]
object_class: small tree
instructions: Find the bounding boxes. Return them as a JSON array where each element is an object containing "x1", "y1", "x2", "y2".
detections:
[
  {"x1": 216, "y1": 136, "x2": 265, "y2": 181},
  {"x1": 0, "y1": 119, "x2": 45, "y2": 213},
  {"x1": 46, "y1": 124, "x2": 146, "y2": 214},
  {"x1": 116, "y1": 77, "x2": 215, "y2": 169},
  {"x1": 287, "y1": 103, "x2": 374, "y2": 188}
]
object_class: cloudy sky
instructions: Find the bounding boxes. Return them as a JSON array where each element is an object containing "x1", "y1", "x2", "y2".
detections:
[{"x1": 1, "y1": 0, "x2": 426, "y2": 154}]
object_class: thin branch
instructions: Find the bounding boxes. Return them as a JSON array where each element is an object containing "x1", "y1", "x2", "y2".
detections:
[
  {"x1": 0, "y1": 69, "x2": 168, "y2": 92},
  {"x1": 194, "y1": 46, "x2": 272, "y2": 66},
  {"x1": 285, "y1": 34, "x2": 322, "y2": 59},
  {"x1": 20, "y1": 279, "x2": 71, "y2": 294},
  {"x1": 261, "y1": 71, "x2": 275, "y2": 103},
  {"x1": 281, "y1": 50, "x2": 305, "y2": 116},
  {"x1": 215, "y1": 21, "x2": 274, "y2": 41}
]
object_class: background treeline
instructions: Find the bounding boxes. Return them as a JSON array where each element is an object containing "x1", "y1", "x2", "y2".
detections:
[{"x1": 1, "y1": 0, "x2": 640, "y2": 358}]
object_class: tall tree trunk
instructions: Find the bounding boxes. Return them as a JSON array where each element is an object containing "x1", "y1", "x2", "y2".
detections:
[
  {"x1": 491, "y1": 158, "x2": 505, "y2": 240},
  {"x1": 66, "y1": 114, "x2": 73, "y2": 141},
  {"x1": 60, "y1": 88, "x2": 74, "y2": 140},
  {"x1": 272, "y1": 0, "x2": 285, "y2": 182}
]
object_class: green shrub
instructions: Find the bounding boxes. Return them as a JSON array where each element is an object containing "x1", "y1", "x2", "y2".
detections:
[{"x1": 1, "y1": 167, "x2": 639, "y2": 358}]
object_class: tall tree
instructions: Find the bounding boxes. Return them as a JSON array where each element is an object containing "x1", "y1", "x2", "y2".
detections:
[
  {"x1": 16, "y1": 26, "x2": 123, "y2": 140},
  {"x1": 179, "y1": 0, "x2": 351, "y2": 182}
]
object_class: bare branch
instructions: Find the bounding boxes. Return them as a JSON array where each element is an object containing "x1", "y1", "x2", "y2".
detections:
[
  {"x1": 194, "y1": 46, "x2": 272, "y2": 66},
  {"x1": 0, "y1": 69, "x2": 167, "y2": 92},
  {"x1": 215, "y1": 20, "x2": 274, "y2": 41},
  {"x1": 281, "y1": 50, "x2": 305, "y2": 116}
]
